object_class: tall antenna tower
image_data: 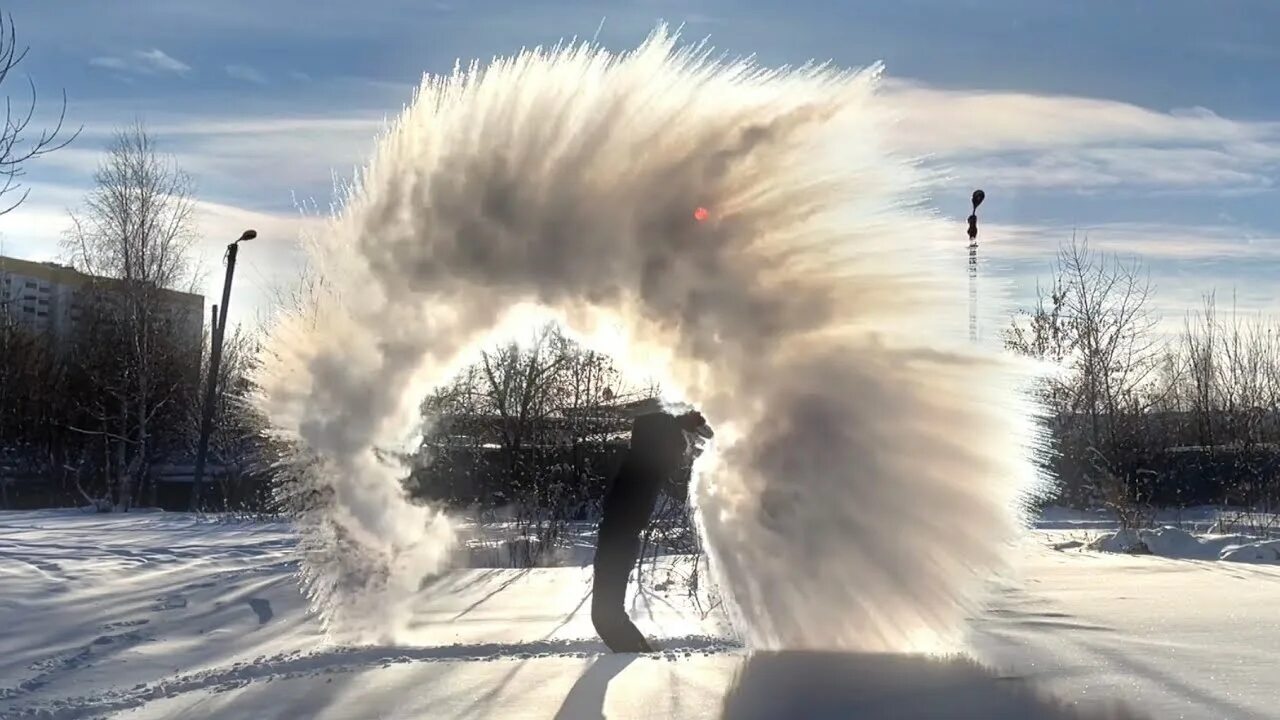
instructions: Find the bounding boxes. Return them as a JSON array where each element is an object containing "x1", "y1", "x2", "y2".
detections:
[{"x1": 967, "y1": 189, "x2": 985, "y2": 343}]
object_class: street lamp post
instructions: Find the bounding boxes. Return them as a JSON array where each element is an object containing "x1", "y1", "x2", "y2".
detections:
[
  {"x1": 967, "y1": 189, "x2": 985, "y2": 344},
  {"x1": 190, "y1": 229, "x2": 257, "y2": 511}
]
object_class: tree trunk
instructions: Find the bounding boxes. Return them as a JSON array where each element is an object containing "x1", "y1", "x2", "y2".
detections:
[{"x1": 114, "y1": 400, "x2": 132, "y2": 512}]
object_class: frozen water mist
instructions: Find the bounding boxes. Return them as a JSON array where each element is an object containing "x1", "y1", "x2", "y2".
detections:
[{"x1": 254, "y1": 27, "x2": 1044, "y2": 649}]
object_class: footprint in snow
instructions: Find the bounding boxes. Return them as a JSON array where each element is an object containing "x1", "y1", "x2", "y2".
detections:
[
  {"x1": 153, "y1": 595, "x2": 188, "y2": 611},
  {"x1": 101, "y1": 619, "x2": 150, "y2": 630}
]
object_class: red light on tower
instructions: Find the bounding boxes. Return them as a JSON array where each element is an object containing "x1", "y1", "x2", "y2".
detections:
[{"x1": 693, "y1": 207, "x2": 710, "y2": 222}]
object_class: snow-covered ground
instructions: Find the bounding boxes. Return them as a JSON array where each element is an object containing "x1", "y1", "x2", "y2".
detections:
[{"x1": 2, "y1": 510, "x2": 1277, "y2": 719}]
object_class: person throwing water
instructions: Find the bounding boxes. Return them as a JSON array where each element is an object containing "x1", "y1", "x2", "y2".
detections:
[{"x1": 591, "y1": 403, "x2": 713, "y2": 653}]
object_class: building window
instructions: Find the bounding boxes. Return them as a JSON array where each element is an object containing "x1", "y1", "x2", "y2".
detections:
[
  {"x1": 37, "y1": 298, "x2": 48, "y2": 305},
  {"x1": 36, "y1": 311, "x2": 47, "y2": 317},
  {"x1": 25, "y1": 281, "x2": 35, "y2": 288}
]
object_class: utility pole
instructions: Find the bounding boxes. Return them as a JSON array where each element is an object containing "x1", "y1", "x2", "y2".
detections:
[
  {"x1": 967, "y1": 189, "x2": 985, "y2": 344},
  {"x1": 190, "y1": 229, "x2": 257, "y2": 511}
]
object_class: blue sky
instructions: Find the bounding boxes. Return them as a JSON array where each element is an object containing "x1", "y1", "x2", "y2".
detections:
[{"x1": 2, "y1": 0, "x2": 1278, "y2": 333}]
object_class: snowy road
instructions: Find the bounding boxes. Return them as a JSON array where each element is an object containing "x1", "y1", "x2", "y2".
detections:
[{"x1": 1, "y1": 511, "x2": 1276, "y2": 719}]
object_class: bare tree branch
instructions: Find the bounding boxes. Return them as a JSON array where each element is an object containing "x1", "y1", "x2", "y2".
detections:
[{"x1": 0, "y1": 12, "x2": 79, "y2": 216}]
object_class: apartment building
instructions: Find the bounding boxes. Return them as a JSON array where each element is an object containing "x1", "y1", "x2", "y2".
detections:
[{"x1": 0, "y1": 255, "x2": 204, "y2": 351}]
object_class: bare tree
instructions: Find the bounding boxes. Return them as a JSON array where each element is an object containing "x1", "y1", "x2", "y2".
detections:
[
  {"x1": 1177, "y1": 292, "x2": 1280, "y2": 447},
  {"x1": 0, "y1": 12, "x2": 78, "y2": 215},
  {"x1": 479, "y1": 324, "x2": 564, "y2": 469},
  {"x1": 1212, "y1": 294, "x2": 1279, "y2": 447},
  {"x1": 1004, "y1": 274, "x2": 1071, "y2": 414},
  {"x1": 418, "y1": 324, "x2": 657, "y2": 565},
  {"x1": 1175, "y1": 293, "x2": 1280, "y2": 524},
  {"x1": 1057, "y1": 237, "x2": 1162, "y2": 445},
  {"x1": 67, "y1": 121, "x2": 198, "y2": 288},
  {"x1": 61, "y1": 123, "x2": 202, "y2": 511},
  {"x1": 1005, "y1": 234, "x2": 1163, "y2": 510},
  {"x1": 1181, "y1": 294, "x2": 1220, "y2": 446},
  {"x1": 473, "y1": 324, "x2": 654, "y2": 513}
]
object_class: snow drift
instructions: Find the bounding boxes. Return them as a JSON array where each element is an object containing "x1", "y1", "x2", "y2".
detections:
[
  {"x1": 253, "y1": 27, "x2": 1044, "y2": 650},
  {"x1": 1088, "y1": 525, "x2": 1280, "y2": 563}
]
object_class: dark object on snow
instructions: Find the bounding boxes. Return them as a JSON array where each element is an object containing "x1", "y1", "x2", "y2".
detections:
[{"x1": 591, "y1": 408, "x2": 709, "y2": 653}]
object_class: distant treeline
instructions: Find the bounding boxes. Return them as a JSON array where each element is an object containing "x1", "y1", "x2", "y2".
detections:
[{"x1": 1009, "y1": 236, "x2": 1280, "y2": 521}]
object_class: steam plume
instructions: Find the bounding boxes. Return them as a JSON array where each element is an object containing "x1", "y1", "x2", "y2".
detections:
[{"x1": 254, "y1": 27, "x2": 1044, "y2": 650}]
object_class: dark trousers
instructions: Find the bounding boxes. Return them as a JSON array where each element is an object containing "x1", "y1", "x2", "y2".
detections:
[
  {"x1": 591, "y1": 519, "x2": 652, "y2": 652},
  {"x1": 591, "y1": 457, "x2": 664, "y2": 653}
]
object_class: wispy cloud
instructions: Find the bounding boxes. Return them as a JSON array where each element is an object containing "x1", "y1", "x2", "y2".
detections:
[
  {"x1": 950, "y1": 148, "x2": 1275, "y2": 194},
  {"x1": 3, "y1": 116, "x2": 381, "y2": 187},
  {"x1": 226, "y1": 64, "x2": 268, "y2": 85},
  {"x1": 981, "y1": 220, "x2": 1280, "y2": 263},
  {"x1": 89, "y1": 49, "x2": 192, "y2": 77},
  {"x1": 885, "y1": 81, "x2": 1280, "y2": 194},
  {"x1": 885, "y1": 81, "x2": 1278, "y2": 153},
  {"x1": 29, "y1": 113, "x2": 385, "y2": 214}
]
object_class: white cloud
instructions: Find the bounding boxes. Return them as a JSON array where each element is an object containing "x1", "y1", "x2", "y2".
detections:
[
  {"x1": 226, "y1": 64, "x2": 268, "y2": 85},
  {"x1": 153, "y1": 118, "x2": 384, "y2": 204},
  {"x1": 0, "y1": 183, "x2": 82, "y2": 260},
  {"x1": 980, "y1": 220, "x2": 1280, "y2": 263},
  {"x1": 946, "y1": 147, "x2": 1275, "y2": 193},
  {"x1": 26, "y1": 115, "x2": 385, "y2": 213},
  {"x1": 89, "y1": 49, "x2": 192, "y2": 77},
  {"x1": 884, "y1": 81, "x2": 1278, "y2": 154},
  {"x1": 137, "y1": 49, "x2": 192, "y2": 74},
  {"x1": 882, "y1": 81, "x2": 1280, "y2": 193}
]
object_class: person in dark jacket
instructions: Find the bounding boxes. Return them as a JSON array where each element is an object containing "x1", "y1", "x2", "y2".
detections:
[{"x1": 592, "y1": 406, "x2": 712, "y2": 652}]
